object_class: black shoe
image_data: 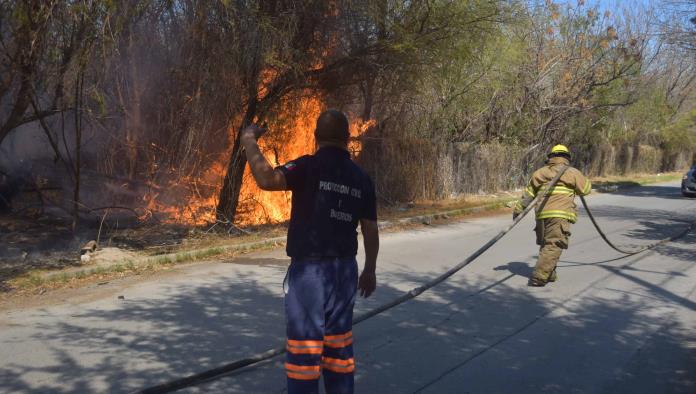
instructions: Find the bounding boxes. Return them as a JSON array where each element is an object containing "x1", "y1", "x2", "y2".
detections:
[{"x1": 528, "y1": 277, "x2": 547, "y2": 287}]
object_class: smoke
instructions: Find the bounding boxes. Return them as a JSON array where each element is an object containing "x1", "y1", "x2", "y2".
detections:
[
  {"x1": 0, "y1": 117, "x2": 132, "y2": 220},
  {"x1": 0, "y1": 17, "x2": 235, "y2": 224}
]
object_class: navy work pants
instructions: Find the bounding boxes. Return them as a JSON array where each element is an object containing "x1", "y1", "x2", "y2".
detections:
[{"x1": 284, "y1": 257, "x2": 358, "y2": 394}]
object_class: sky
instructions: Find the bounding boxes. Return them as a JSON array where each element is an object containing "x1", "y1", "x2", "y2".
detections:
[
  {"x1": 556, "y1": 0, "x2": 663, "y2": 12},
  {"x1": 551, "y1": 0, "x2": 685, "y2": 24}
]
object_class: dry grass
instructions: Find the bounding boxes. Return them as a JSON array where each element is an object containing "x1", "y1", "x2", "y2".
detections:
[
  {"x1": 2, "y1": 245, "x2": 266, "y2": 300},
  {"x1": 4, "y1": 170, "x2": 682, "y2": 298},
  {"x1": 591, "y1": 171, "x2": 683, "y2": 191}
]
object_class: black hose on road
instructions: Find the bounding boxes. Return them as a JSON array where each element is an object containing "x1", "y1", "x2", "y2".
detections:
[
  {"x1": 137, "y1": 167, "x2": 696, "y2": 393},
  {"x1": 136, "y1": 168, "x2": 570, "y2": 393},
  {"x1": 579, "y1": 195, "x2": 696, "y2": 255}
]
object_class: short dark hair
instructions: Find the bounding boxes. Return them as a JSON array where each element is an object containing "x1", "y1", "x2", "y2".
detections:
[{"x1": 315, "y1": 109, "x2": 349, "y2": 146}]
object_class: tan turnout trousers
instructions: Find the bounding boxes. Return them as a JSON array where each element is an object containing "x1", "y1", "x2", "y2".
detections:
[{"x1": 533, "y1": 217, "x2": 571, "y2": 281}]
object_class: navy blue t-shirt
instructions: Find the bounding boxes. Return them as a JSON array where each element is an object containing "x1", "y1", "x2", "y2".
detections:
[{"x1": 277, "y1": 146, "x2": 377, "y2": 258}]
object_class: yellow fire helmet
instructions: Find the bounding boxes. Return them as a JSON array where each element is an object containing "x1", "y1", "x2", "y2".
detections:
[{"x1": 549, "y1": 144, "x2": 570, "y2": 156}]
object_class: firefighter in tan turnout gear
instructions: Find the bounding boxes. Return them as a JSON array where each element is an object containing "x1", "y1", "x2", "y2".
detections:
[{"x1": 513, "y1": 145, "x2": 592, "y2": 287}]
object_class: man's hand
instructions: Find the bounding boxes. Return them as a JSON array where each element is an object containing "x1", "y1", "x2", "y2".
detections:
[
  {"x1": 358, "y1": 270, "x2": 376, "y2": 298},
  {"x1": 359, "y1": 219, "x2": 378, "y2": 298},
  {"x1": 240, "y1": 124, "x2": 266, "y2": 144}
]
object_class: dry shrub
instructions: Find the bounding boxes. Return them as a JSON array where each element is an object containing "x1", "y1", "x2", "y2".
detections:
[
  {"x1": 616, "y1": 145, "x2": 635, "y2": 175},
  {"x1": 450, "y1": 143, "x2": 531, "y2": 195},
  {"x1": 359, "y1": 138, "x2": 533, "y2": 203},
  {"x1": 661, "y1": 150, "x2": 693, "y2": 171},
  {"x1": 357, "y1": 136, "x2": 439, "y2": 203},
  {"x1": 436, "y1": 145, "x2": 456, "y2": 199},
  {"x1": 360, "y1": 135, "x2": 690, "y2": 207},
  {"x1": 583, "y1": 144, "x2": 617, "y2": 176},
  {"x1": 632, "y1": 145, "x2": 663, "y2": 173},
  {"x1": 583, "y1": 143, "x2": 689, "y2": 176}
]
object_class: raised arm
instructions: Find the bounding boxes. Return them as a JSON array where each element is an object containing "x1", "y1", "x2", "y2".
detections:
[{"x1": 240, "y1": 125, "x2": 287, "y2": 191}]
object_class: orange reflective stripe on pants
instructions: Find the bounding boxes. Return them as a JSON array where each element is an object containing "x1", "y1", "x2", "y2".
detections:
[
  {"x1": 321, "y1": 356, "x2": 355, "y2": 373},
  {"x1": 324, "y1": 331, "x2": 353, "y2": 348},
  {"x1": 286, "y1": 339, "x2": 323, "y2": 355},
  {"x1": 285, "y1": 363, "x2": 321, "y2": 380}
]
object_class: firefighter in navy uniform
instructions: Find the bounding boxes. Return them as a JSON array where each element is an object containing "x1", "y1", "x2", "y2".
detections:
[
  {"x1": 240, "y1": 109, "x2": 379, "y2": 394},
  {"x1": 513, "y1": 144, "x2": 591, "y2": 287}
]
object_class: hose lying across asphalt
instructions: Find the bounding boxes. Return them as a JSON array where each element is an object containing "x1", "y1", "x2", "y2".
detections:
[
  {"x1": 579, "y1": 194, "x2": 695, "y2": 255},
  {"x1": 137, "y1": 166, "x2": 694, "y2": 393}
]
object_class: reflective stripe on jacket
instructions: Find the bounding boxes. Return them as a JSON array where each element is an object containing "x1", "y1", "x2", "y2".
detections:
[{"x1": 513, "y1": 157, "x2": 592, "y2": 223}]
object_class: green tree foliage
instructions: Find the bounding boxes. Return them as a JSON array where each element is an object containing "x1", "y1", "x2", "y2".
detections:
[{"x1": 1, "y1": 0, "x2": 695, "y2": 223}]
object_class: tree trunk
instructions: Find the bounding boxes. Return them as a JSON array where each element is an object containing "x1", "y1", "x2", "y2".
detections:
[
  {"x1": 361, "y1": 78, "x2": 374, "y2": 121},
  {"x1": 72, "y1": 72, "x2": 84, "y2": 232},
  {"x1": 0, "y1": 77, "x2": 32, "y2": 146},
  {"x1": 216, "y1": 134, "x2": 246, "y2": 222},
  {"x1": 216, "y1": 101, "x2": 258, "y2": 222},
  {"x1": 125, "y1": 31, "x2": 140, "y2": 180}
]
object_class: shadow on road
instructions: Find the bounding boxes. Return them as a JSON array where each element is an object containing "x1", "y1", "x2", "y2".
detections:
[
  {"x1": 2, "y1": 185, "x2": 696, "y2": 393},
  {"x1": 1, "y1": 252, "x2": 695, "y2": 394},
  {"x1": 493, "y1": 261, "x2": 533, "y2": 279},
  {"x1": 577, "y1": 199, "x2": 696, "y2": 263}
]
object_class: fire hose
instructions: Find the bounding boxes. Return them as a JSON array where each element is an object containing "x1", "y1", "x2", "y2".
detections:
[
  {"x1": 137, "y1": 166, "x2": 695, "y2": 393},
  {"x1": 579, "y1": 195, "x2": 696, "y2": 255}
]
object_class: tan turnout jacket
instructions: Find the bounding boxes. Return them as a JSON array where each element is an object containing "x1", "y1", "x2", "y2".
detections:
[{"x1": 513, "y1": 157, "x2": 592, "y2": 223}]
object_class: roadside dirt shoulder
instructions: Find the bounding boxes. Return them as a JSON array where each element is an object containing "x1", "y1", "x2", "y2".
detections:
[{"x1": 0, "y1": 173, "x2": 683, "y2": 309}]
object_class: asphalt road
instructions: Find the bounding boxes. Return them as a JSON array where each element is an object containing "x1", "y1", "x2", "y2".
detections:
[{"x1": 1, "y1": 182, "x2": 695, "y2": 394}]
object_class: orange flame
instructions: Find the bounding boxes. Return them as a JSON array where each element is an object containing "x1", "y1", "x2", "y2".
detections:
[
  {"x1": 140, "y1": 92, "x2": 373, "y2": 226},
  {"x1": 234, "y1": 96, "x2": 319, "y2": 225},
  {"x1": 139, "y1": 160, "x2": 227, "y2": 224}
]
